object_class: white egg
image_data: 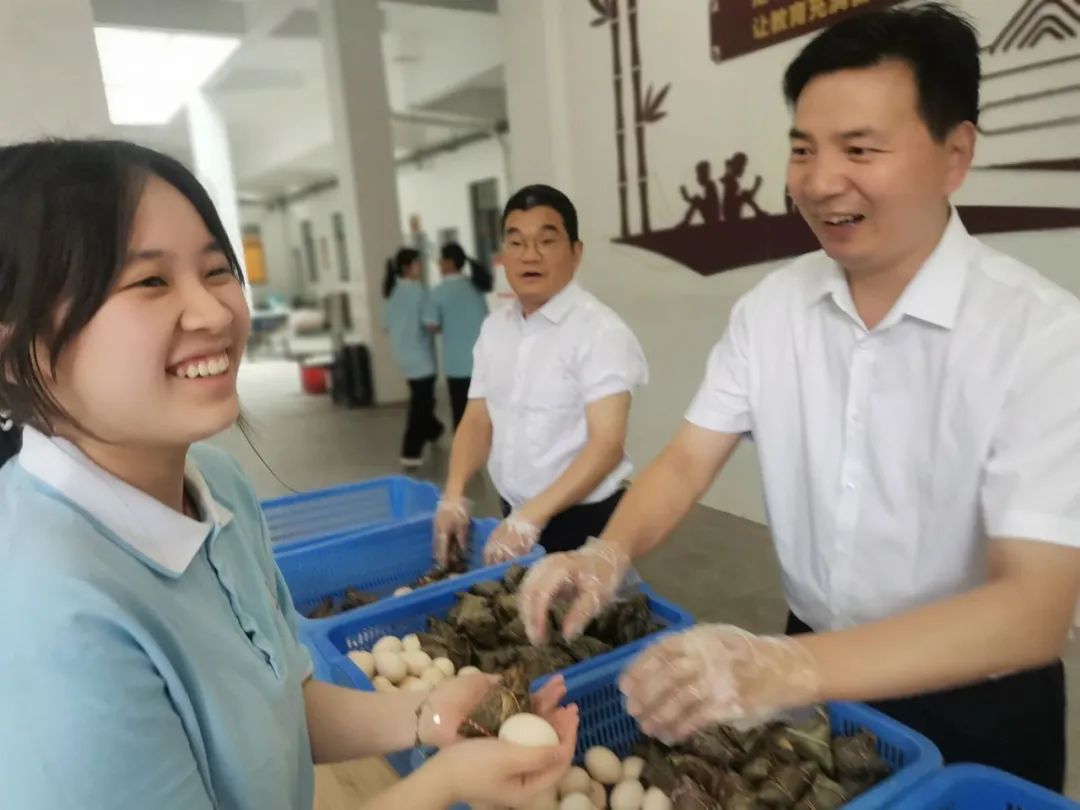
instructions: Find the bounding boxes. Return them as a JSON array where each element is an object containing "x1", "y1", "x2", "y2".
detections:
[
  {"x1": 498, "y1": 713, "x2": 560, "y2": 747},
  {"x1": 519, "y1": 786, "x2": 559, "y2": 810},
  {"x1": 401, "y1": 676, "x2": 432, "y2": 692},
  {"x1": 372, "y1": 635, "x2": 402, "y2": 655},
  {"x1": 403, "y1": 650, "x2": 432, "y2": 677},
  {"x1": 558, "y1": 766, "x2": 592, "y2": 798},
  {"x1": 432, "y1": 656, "x2": 456, "y2": 677},
  {"x1": 371, "y1": 675, "x2": 396, "y2": 693},
  {"x1": 393, "y1": 586, "x2": 413, "y2": 597},
  {"x1": 621, "y1": 756, "x2": 645, "y2": 781},
  {"x1": 591, "y1": 780, "x2": 608, "y2": 809},
  {"x1": 347, "y1": 650, "x2": 375, "y2": 679},
  {"x1": 641, "y1": 787, "x2": 672, "y2": 810},
  {"x1": 610, "y1": 780, "x2": 643, "y2": 810},
  {"x1": 420, "y1": 666, "x2": 446, "y2": 687},
  {"x1": 584, "y1": 746, "x2": 623, "y2": 785},
  {"x1": 402, "y1": 633, "x2": 422, "y2": 652},
  {"x1": 374, "y1": 651, "x2": 407, "y2": 684},
  {"x1": 559, "y1": 794, "x2": 594, "y2": 810},
  {"x1": 458, "y1": 665, "x2": 482, "y2": 677}
]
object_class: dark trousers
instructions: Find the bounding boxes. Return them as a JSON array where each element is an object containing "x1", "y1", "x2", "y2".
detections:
[
  {"x1": 786, "y1": 612, "x2": 1067, "y2": 792},
  {"x1": 447, "y1": 377, "x2": 471, "y2": 429},
  {"x1": 500, "y1": 489, "x2": 626, "y2": 553},
  {"x1": 402, "y1": 376, "x2": 444, "y2": 459}
]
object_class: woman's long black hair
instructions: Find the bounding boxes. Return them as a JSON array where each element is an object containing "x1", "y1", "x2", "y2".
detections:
[
  {"x1": 0, "y1": 139, "x2": 297, "y2": 492},
  {"x1": 0, "y1": 138, "x2": 243, "y2": 438},
  {"x1": 384, "y1": 247, "x2": 421, "y2": 298},
  {"x1": 441, "y1": 242, "x2": 493, "y2": 293}
]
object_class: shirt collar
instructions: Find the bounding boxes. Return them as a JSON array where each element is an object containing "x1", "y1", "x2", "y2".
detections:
[
  {"x1": 516, "y1": 281, "x2": 583, "y2": 324},
  {"x1": 18, "y1": 426, "x2": 233, "y2": 577},
  {"x1": 808, "y1": 207, "x2": 974, "y2": 330}
]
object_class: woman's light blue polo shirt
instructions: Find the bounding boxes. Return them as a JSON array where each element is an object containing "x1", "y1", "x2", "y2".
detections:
[
  {"x1": 383, "y1": 279, "x2": 437, "y2": 380},
  {"x1": 424, "y1": 275, "x2": 488, "y2": 379},
  {"x1": 0, "y1": 428, "x2": 314, "y2": 810}
]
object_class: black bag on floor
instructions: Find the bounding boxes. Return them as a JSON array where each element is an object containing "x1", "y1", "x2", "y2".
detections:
[{"x1": 330, "y1": 343, "x2": 373, "y2": 408}]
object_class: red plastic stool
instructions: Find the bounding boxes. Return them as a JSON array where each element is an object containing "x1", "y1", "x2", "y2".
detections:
[{"x1": 300, "y1": 356, "x2": 331, "y2": 395}]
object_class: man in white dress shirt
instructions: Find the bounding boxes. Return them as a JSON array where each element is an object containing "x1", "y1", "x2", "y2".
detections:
[
  {"x1": 519, "y1": 5, "x2": 1080, "y2": 791},
  {"x1": 433, "y1": 184, "x2": 647, "y2": 564}
]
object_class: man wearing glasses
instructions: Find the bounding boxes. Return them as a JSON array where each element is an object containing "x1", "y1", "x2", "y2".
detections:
[{"x1": 433, "y1": 184, "x2": 648, "y2": 566}]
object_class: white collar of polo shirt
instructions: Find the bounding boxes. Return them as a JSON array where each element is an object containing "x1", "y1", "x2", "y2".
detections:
[
  {"x1": 516, "y1": 281, "x2": 583, "y2": 325},
  {"x1": 808, "y1": 207, "x2": 974, "y2": 332},
  {"x1": 18, "y1": 426, "x2": 233, "y2": 577}
]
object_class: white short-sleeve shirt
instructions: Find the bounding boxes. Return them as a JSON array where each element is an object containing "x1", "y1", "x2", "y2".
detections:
[
  {"x1": 686, "y1": 210, "x2": 1080, "y2": 631},
  {"x1": 470, "y1": 282, "x2": 648, "y2": 509}
]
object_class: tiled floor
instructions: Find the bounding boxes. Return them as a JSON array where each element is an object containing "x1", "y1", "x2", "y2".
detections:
[{"x1": 214, "y1": 360, "x2": 1079, "y2": 801}]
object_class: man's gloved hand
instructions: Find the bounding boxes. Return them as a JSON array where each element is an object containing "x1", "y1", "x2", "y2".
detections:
[
  {"x1": 618, "y1": 624, "x2": 821, "y2": 742},
  {"x1": 483, "y1": 514, "x2": 543, "y2": 565},
  {"x1": 433, "y1": 497, "x2": 471, "y2": 567},
  {"x1": 518, "y1": 539, "x2": 632, "y2": 645}
]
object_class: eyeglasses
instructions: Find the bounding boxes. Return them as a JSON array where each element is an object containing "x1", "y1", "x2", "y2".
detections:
[{"x1": 501, "y1": 235, "x2": 567, "y2": 257}]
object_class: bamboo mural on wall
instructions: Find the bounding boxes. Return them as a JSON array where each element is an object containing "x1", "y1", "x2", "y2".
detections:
[
  {"x1": 589, "y1": 0, "x2": 669, "y2": 236},
  {"x1": 585, "y1": 0, "x2": 1080, "y2": 277},
  {"x1": 588, "y1": 0, "x2": 630, "y2": 238}
]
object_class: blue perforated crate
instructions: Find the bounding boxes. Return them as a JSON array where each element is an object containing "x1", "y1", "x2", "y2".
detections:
[
  {"x1": 408, "y1": 650, "x2": 942, "y2": 806},
  {"x1": 310, "y1": 573, "x2": 692, "y2": 699},
  {"x1": 891, "y1": 765, "x2": 1080, "y2": 809},
  {"x1": 316, "y1": 577, "x2": 692, "y2": 779},
  {"x1": 276, "y1": 517, "x2": 546, "y2": 680},
  {"x1": 308, "y1": 578, "x2": 695, "y2": 777},
  {"x1": 278, "y1": 516, "x2": 544, "y2": 625},
  {"x1": 261, "y1": 475, "x2": 440, "y2": 548},
  {"x1": 555, "y1": 656, "x2": 942, "y2": 808}
]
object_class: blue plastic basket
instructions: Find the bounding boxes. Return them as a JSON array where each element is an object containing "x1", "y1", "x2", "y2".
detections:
[
  {"x1": 407, "y1": 651, "x2": 941, "y2": 807},
  {"x1": 261, "y1": 475, "x2": 440, "y2": 548},
  {"x1": 555, "y1": 656, "x2": 942, "y2": 809},
  {"x1": 310, "y1": 575, "x2": 692, "y2": 780},
  {"x1": 890, "y1": 764, "x2": 1080, "y2": 809},
  {"x1": 276, "y1": 517, "x2": 534, "y2": 621},
  {"x1": 312, "y1": 576, "x2": 692, "y2": 694},
  {"x1": 278, "y1": 517, "x2": 547, "y2": 680}
]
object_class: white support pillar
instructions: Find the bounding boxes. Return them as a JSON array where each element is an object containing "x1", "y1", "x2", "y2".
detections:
[
  {"x1": 499, "y1": 0, "x2": 575, "y2": 193},
  {"x1": 318, "y1": 0, "x2": 408, "y2": 404},
  {"x1": 186, "y1": 90, "x2": 249, "y2": 304}
]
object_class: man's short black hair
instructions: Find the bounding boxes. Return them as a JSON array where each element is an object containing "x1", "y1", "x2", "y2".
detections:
[
  {"x1": 782, "y1": 2, "x2": 980, "y2": 142},
  {"x1": 502, "y1": 184, "x2": 580, "y2": 243}
]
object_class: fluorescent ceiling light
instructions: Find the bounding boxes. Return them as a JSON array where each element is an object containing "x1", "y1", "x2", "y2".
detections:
[{"x1": 94, "y1": 27, "x2": 240, "y2": 126}]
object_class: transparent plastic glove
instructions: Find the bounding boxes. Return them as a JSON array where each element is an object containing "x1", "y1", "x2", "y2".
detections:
[
  {"x1": 483, "y1": 513, "x2": 543, "y2": 565},
  {"x1": 618, "y1": 624, "x2": 821, "y2": 743},
  {"x1": 433, "y1": 497, "x2": 471, "y2": 567},
  {"x1": 519, "y1": 538, "x2": 631, "y2": 645}
]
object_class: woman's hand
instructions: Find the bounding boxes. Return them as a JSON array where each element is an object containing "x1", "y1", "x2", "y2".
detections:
[
  {"x1": 422, "y1": 703, "x2": 579, "y2": 807},
  {"x1": 420, "y1": 673, "x2": 571, "y2": 747}
]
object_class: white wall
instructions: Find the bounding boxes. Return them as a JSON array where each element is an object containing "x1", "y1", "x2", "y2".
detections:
[
  {"x1": 397, "y1": 135, "x2": 508, "y2": 284},
  {"x1": 503, "y1": 0, "x2": 1080, "y2": 524}
]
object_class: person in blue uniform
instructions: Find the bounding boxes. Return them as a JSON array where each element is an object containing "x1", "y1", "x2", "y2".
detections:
[
  {"x1": 0, "y1": 139, "x2": 577, "y2": 810},
  {"x1": 383, "y1": 247, "x2": 444, "y2": 467},
  {"x1": 424, "y1": 242, "x2": 492, "y2": 429}
]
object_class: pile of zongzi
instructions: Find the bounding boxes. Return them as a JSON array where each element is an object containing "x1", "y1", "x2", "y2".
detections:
[{"x1": 635, "y1": 708, "x2": 891, "y2": 809}]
